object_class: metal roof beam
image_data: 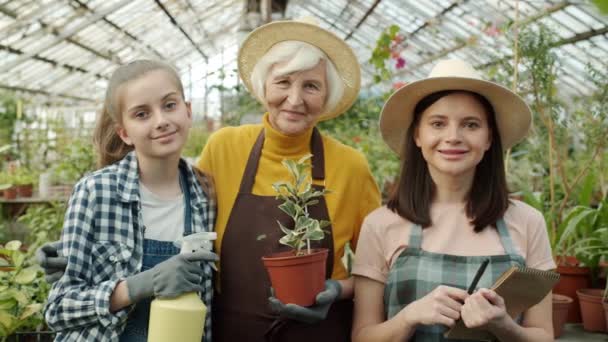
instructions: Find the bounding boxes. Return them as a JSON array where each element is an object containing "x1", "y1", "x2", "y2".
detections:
[
  {"x1": 0, "y1": 44, "x2": 105, "y2": 80},
  {"x1": 154, "y1": 0, "x2": 208, "y2": 62},
  {"x1": 0, "y1": 0, "x2": 130, "y2": 73},
  {"x1": 0, "y1": 3, "x2": 116, "y2": 63},
  {"x1": 70, "y1": 0, "x2": 166, "y2": 60},
  {"x1": 345, "y1": 0, "x2": 382, "y2": 41},
  {"x1": 0, "y1": 84, "x2": 94, "y2": 103},
  {"x1": 372, "y1": 2, "x2": 576, "y2": 86}
]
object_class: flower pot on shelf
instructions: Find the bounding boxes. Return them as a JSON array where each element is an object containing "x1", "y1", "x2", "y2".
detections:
[
  {"x1": 262, "y1": 248, "x2": 328, "y2": 306},
  {"x1": 576, "y1": 288, "x2": 607, "y2": 333},
  {"x1": 603, "y1": 301, "x2": 608, "y2": 330},
  {"x1": 16, "y1": 183, "x2": 33, "y2": 197},
  {"x1": 554, "y1": 257, "x2": 591, "y2": 323},
  {"x1": 3, "y1": 186, "x2": 17, "y2": 199},
  {"x1": 552, "y1": 293, "x2": 573, "y2": 338}
]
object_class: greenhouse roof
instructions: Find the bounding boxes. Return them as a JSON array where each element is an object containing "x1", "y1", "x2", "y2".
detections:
[{"x1": 1, "y1": 0, "x2": 607, "y2": 108}]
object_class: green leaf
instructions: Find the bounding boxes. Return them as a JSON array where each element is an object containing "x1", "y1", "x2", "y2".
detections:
[
  {"x1": 0, "y1": 259, "x2": 9, "y2": 267},
  {"x1": 277, "y1": 221, "x2": 293, "y2": 236},
  {"x1": 0, "y1": 311, "x2": 16, "y2": 330},
  {"x1": 19, "y1": 303, "x2": 42, "y2": 320},
  {"x1": 0, "y1": 299, "x2": 16, "y2": 310},
  {"x1": 389, "y1": 25, "x2": 400, "y2": 36},
  {"x1": 4, "y1": 241, "x2": 21, "y2": 251},
  {"x1": 278, "y1": 202, "x2": 297, "y2": 218},
  {"x1": 15, "y1": 266, "x2": 38, "y2": 285}
]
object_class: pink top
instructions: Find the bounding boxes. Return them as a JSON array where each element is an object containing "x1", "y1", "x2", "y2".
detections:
[{"x1": 352, "y1": 200, "x2": 556, "y2": 284}]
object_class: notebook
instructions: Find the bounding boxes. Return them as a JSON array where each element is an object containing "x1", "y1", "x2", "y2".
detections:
[{"x1": 445, "y1": 266, "x2": 560, "y2": 341}]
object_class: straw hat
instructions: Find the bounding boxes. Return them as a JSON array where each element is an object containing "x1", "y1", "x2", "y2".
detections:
[
  {"x1": 237, "y1": 18, "x2": 361, "y2": 121},
  {"x1": 380, "y1": 59, "x2": 532, "y2": 156}
]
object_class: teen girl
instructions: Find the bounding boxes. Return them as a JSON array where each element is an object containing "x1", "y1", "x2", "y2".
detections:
[{"x1": 44, "y1": 60, "x2": 216, "y2": 342}]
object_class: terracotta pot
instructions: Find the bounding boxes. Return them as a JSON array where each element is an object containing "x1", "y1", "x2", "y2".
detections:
[
  {"x1": 262, "y1": 248, "x2": 328, "y2": 306},
  {"x1": 554, "y1": 260, "x2": 591, "y2": 322},
  {"x1": 3, "y1": 186, "x2": 17, "y2": 200},
  {"x1": 552, "y1": 293, "x2": 573, "y2": 338},
  {"x1": 16, "y1": 184, "x2": 33, "y2": 197},
  {"x1": 604, "y1": 301, "x2": 608, "y2": 331},
  {"x1": 577, "y1": 288, "x2": 607, "y2": 332}
]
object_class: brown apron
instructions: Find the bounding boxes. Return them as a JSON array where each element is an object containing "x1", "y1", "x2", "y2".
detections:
[{"x1": 213, "y1": 128, "x2": 353, "y2": 342}]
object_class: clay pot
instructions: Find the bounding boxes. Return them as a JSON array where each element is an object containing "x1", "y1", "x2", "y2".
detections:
[
  {"x1": 552, "y1": 293, "x2": 573, "y2": 338},
  {"x1": 262, "y1": 248, "x2": 328, "y2": 306},
  {"x1": 3, "y1": 186, "x2": 17, "y2": 200},
  {"x1": 16, "y1": 184, "x2": 33, "y2": 197},
  {"x1": 554, "y1": 258, "x2": 591, "y2": 322},
  {"x1": 576, "y1": 288, "x2": 607, "y2": 332},
  {"x1": 603, "y1": 301, "x2": 608, "y2": 330}
]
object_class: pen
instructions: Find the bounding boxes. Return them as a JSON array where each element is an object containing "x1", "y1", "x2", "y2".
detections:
[{"x1": 467, "y1": 258, "x2": 490, "y2": 294}]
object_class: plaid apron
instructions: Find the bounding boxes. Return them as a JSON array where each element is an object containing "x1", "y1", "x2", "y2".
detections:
[{"x1": 384, "y1": 219, "x2": 525, "y2": 342}]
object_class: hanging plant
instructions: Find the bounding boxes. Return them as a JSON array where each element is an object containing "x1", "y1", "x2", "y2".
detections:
[{"x1": 369, "y1": 25, "x2": 406, "y2": 83}]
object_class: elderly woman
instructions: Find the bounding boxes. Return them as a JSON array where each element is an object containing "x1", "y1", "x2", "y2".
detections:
[{"x1": 198, "y1": 20, "x2": 380, "y2": 341}]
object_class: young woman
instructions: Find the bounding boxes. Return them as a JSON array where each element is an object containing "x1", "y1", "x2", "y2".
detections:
[
  {"x1": 44, "y1": 60, "x2": 216, "y2": 342},
  {"x1": 352, "y1": 59, "x2": 555, "y2": 342}
]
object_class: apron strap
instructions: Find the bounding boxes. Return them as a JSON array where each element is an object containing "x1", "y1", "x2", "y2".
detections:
[
  {"x1": 179, "y1": 167, "x2": 193, "y2": 235},
  {"x1": 408, "y1": 224, "x2": 423, "y2": 249},
  {"x1": 496, "y1": 218, "x2": 518, "y2": 256},
  {"x1": 238, "y1": 127, "x2": 326, "y2": 194}
]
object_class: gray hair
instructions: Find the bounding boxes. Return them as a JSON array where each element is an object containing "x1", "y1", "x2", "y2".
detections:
[{"x1": 250, "y1": 41, "x2": 344, "y2": 114}]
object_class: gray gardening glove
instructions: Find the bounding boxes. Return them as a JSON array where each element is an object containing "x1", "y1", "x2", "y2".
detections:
[
  {"x1": 269, "y1": 279, "x2": 342, "y2": 324},
  {"x1": 36, "y1": 241, "x2": 67, "y2": 284},
  {"x1": 126, "y1": 251, "x2": 217, "y2": 303}
]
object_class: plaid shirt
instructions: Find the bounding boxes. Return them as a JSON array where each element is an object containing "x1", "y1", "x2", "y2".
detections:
[{"x1": 45, "y1": 152, "x2": 216, "y2": 342}]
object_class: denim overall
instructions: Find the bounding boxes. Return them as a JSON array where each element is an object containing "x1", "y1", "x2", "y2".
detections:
[
  {"x1": 119, "y1": 170, "x2": 193, "y2": 342},
  {"x1": 384, "y1": 219, "x2": 525, "y2": 342}
]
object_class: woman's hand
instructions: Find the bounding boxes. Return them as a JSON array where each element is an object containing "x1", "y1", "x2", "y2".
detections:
[
  {"x1": 460, "y1": 288, "x2": 509, "y2": 331},
  {"x1": 402, "y1": 285, "x2": 469, "y2": 328}
]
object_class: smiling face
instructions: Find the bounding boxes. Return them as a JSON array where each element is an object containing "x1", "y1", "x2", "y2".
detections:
[
  {"x1": 264, "y1": 60, "x2": 328, "y2": 136},
  {"x1": 115, "y1": 69, "x2": 192, "y2": 162},
  {"x1": 414, "y1": 92, "x2": 492, "y2": 181}
]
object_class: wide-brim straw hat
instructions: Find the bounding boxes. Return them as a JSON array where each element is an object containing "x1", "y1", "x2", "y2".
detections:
[
  {"x1": 238, "y1": 18, "x2": 361, "y2": 121},
  {"x1": 380, "y1": 59, "x2": 532, "y2": 156}
]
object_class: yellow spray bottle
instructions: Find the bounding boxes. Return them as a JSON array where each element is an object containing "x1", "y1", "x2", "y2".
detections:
[{"x1": 147, "y1": 232, "x2": 216, "y2": 342}]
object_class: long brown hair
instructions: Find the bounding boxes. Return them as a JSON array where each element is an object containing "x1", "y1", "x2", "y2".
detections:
[
  {"x1": 92, "y1": 60, "x2": 184, "y2": 168},
  {"x1": 387, "y1": 90, "x2": 510, "y2": 232}
]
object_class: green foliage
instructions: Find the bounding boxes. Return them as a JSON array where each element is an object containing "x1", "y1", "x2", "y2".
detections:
[
  {"x1": 567, "y1": 196, "x2": 608, "y2": 270},
  {"x1": 182, "y1": 126, "x2": 210, "y2": 158},
  {"x1": 52, "y1": 139, "x2": 95, "y2": 184},
  {"x1": 11, "y1": 169, "x2": 37, "y2": 186},
  {"x1": 318, "y1": 96, "x2": 399, "y2": 197},
  {"x1": 369, "y1": 25, "x2": 403, "y2": 84},
  {"x1": 507, "y1": 24, "x2": 608, "y2": 264},
  {"x1": 272, "y1": 154, "x2": 330, "y2": 256},
  {"x1": 0, "y1": 93, "x2": 18, "y2": 148},
  {"x1": 17, "y1": 203, "x2": 65, "y2": 245},
  {"x1": 0, "y1": 239, "x2": 50, "y2": 339}
]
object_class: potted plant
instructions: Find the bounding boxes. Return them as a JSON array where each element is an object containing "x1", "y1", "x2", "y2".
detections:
[
  {"x1": 13, "y1": 169, "x2": 36, "y2": 198},
  {"x1": 261, "y1": 154, "x2": 331, "y2": 306},
  {"x1": 0, "y1": 239, "x2": 53, "y2": 341},
  {"x1": 571, "y1": 198, "x2": 608, "y2": 332},
  {"x1": 0, "y1": 172, "x2": 16, "y2": 200}
]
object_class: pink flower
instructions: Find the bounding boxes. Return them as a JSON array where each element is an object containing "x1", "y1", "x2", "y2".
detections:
[
  {"x1": 485, "y1": 24, "x2": 500, "y2": 37},
  {"x1": 393, "y1": 34, "x2": 404, "y2": 44},
  {"x1": 391, "y1": 50, "x2": 401, "y2": 59},
  {"x1": 395, "y1": 57, "x2": 406, "y2": 69}
]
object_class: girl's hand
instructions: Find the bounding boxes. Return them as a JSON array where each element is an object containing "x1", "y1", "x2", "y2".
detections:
[
  {"x1": 402, "y1": 285, "x2": 469, "y2": 328},
  {"x1": 460, "y1": 288, "x2": 509, "y2": 330}
]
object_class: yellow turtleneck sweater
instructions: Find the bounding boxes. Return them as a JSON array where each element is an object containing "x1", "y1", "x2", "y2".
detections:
[{"x1": 197, "y1": 113, "x2": 381, "y2": 279}]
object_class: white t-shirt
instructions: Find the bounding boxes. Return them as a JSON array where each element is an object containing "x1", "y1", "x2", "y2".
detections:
[{"x1": 139, "y1": 182, "x2": 184, "y2": 242}]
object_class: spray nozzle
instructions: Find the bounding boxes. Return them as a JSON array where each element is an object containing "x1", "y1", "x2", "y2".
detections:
[{"x1": 174, "y1": 232, "x2": 217, "y2": 254}]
